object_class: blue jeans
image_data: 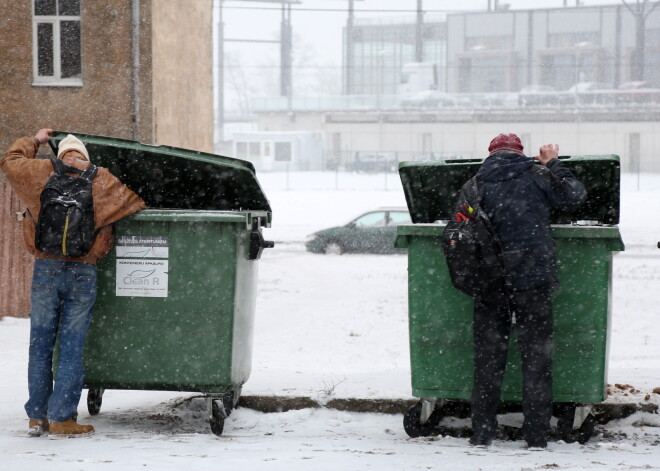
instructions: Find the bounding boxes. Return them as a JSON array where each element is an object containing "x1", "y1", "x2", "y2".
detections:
[{"x1": 24, "y1": 259, "x2": 97, "y2": 423}]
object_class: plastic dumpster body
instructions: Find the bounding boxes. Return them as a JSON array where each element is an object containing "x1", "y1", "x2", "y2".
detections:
[
  {"x1": 395, "y1": 156, "x2": 624, "y2": 443},
  {"x1": 48, "y1": 132, "x2": 273, "y2": 435}
]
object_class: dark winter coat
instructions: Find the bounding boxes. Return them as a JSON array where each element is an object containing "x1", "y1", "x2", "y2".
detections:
[{"x1": 465, "y1": 151, "x2": 586, "y2": 290}]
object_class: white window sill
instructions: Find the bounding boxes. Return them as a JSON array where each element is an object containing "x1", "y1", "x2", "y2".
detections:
[{"x1": 32, "y1": 81, "x2": 83, "y2": 87}]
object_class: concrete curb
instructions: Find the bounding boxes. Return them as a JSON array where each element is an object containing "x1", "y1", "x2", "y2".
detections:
[
  {"x1": 237, "y1": 395, "x2": 659, "y2": 424},
  {"x1": 238, "y1": 396, "x2": 418, "y2": 415}
]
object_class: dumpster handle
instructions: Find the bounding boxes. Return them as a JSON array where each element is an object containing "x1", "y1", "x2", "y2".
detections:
[{"x1": 249, "y1": 229, "x2": 274, "y2": 260}]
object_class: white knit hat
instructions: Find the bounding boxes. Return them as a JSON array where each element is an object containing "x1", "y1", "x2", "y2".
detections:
[{"x1": 57, "y1": 134, "x2": 90, "y2": 161}]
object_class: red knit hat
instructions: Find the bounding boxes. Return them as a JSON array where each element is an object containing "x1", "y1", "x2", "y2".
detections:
[{"x1": 488, "y1": 133, "x2": 524, "y2": 155}]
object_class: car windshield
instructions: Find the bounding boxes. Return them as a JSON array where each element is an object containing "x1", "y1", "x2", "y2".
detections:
[
  {"x1": 388, "y1": 211, "x2": 411, "y2": 225},
  {"x1": 354, "y1": 211, "x2": 386, "y2": 227}
]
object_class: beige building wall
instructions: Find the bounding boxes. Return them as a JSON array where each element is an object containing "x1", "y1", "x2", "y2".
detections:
[
  {"x1": 0, "y1": 0, "x2": 141, "y2": 318},
  {"x1": 0, "y1": 0, "x2": 141, "y2": 150},
  {"x1": 151, "y1": 0, "x2": 214, "y2": 153},
  {"x1": 0, "y1": 186, "x2": 33, "y2": 318},
  {"x1": 0, "y1": 1, "x2": 214, "y2": 317}
]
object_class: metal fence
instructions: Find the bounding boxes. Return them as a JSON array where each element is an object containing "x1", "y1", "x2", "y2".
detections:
[{"x1": 252, "y1": 89, "x2": 660, "y2": 113}]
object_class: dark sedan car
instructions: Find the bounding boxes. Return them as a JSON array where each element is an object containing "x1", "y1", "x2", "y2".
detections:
[{"x1": 305, "y1": 208, "x2": 411, "y2": 254}]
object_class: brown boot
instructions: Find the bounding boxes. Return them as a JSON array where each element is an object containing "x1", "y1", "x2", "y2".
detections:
[
  {"x1": 48, "y1": 418, "x2": 95, "y2": 439},
  {"x1": 27, "y1": 418, "x2": 49, "y2": 437}
]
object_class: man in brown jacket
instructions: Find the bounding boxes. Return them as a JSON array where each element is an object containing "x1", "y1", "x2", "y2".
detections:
[{"x1": 1, "y1": 129, "x2": 147, "y2": 438}]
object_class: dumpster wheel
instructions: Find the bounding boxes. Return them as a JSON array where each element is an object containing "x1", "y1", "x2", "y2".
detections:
[
  {"x1": 87, "y1": 388, "x2": 105, "y2": 416},
  {"x1": 209, "y1": 399, "x2": 227, "y2": 436},
  {"x1": 403, "y1": 401, "x2": 443, "y2": 438},
  {"x1": 556, "y1": 403, "x2": 596, "y2": 444}
]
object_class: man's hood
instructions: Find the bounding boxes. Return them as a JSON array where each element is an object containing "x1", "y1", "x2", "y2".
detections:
[{"x1": 476, "y1": 151, "x2": 535, "y2": 182}]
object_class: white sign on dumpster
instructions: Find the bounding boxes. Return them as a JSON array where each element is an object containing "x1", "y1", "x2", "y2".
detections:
[
  {"x1": 116, "y1": 259, "x2": 169, "y2": 297},
  {"x1": 116, "y1": 236, "x2": 169, "y2": 258},
  {"x1": 115, "y1": 236, "x2": 169, "y2": 297}
]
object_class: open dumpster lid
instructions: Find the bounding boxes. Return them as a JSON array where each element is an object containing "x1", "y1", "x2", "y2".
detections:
[
  {"x1": 48, "y1": 131, "x2": 272, "y2": 226},
  {"x1": 399, "y1": 155, "x2": 620, "y2": 225}
]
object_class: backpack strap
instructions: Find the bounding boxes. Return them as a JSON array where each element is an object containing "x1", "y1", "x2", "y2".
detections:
[
  {"x1": 466, "y1": 176, "x2": 512, "y2": 291},
  {"x1": 49, "y1": 158, "x2": 98, "y2": 180},
  {"x1": 81, "y1": 164, "x2": 98, "y2": 181},
  {"x1": 50, "y1": 158, "x2": 69, "y2": 174},
  {"x1": 457, "y1": 176, "x2": 481, "y2": 218},
  {"x1": 465, "y1": 177, "x2": 481, "y2": 208}
]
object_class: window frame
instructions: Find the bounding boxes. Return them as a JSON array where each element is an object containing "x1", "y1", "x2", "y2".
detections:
[
  {"x1": 387, "y1": 211, "x2": 411, "y2": 226},
  {"x1": 353, "y1": 211, "x2": 387, "y2": 228},
  {"x1": 32, "y1": 0, "x2": 83, "y2": 87}
]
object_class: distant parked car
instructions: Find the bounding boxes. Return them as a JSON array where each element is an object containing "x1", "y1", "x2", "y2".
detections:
[
  {"x1": 349, "y1": 153, "x2": 398, "y2": 173},
  {"x1": 305, "y1": 208, "x2": 411, "y2": 255},
  {"x1": 617, "y1": 81, "x2": 656, "y2": 90},
  {"x1": 520, "y1": 85, "x2": 555, "y2": 93},
  {"x1": 559, "y1": 82, "x2": 615, "y2": 106},
  {"x1": 567, "y1": 82, "x2": 612, "y2": 93},
  {"x1": 615, "y1": 81, "x2": 660, "y2": 106},
  {"x1": 415, "y1": 152, "x2": 463, "y2": 161},
  {"x1": 518, "y1": 85, "x2": 557, "y2": 107},
  {"x1": 400, "y1": 90, "x2": 458, "y2": 109}
]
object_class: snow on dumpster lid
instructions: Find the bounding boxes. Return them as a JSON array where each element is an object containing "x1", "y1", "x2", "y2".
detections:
[
  {"x1": 398, "y1": 155, "x2": 620, "y2": 225},
  {"x1": 48, "y1": 131, "x2": 272, "y2": 226}
]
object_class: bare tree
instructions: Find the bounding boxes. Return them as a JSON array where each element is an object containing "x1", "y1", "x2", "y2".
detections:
[
  {"x1": 622, "y1": 0, "x2": 660, "y2": 80},
  {"x1": 258, "y1": 32, "x2": 342, "y2": 98},
  {"x1": 225, "y1": 50, "x2": 259, "y2": 116}
]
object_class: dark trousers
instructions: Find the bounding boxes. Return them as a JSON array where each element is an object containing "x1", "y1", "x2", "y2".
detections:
[{"x1": 470, "y1": 285, "x2": 553, "y2": 444}]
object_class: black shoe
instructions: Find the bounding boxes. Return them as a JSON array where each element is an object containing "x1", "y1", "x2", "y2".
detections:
[
  {"x1": 526, "y1": 438, "x2": 547, "y2": 450},
  {"x1": 469, "y1": 436, "x2": 493, "y2": 447}
]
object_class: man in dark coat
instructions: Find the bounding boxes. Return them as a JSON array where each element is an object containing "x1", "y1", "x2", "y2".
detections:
[{"x1": 465, "y1": 133, "x2": 586, "y2": 449}]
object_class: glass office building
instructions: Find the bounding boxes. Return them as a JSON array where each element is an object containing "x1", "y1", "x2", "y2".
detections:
[
  {"x1": 344, "y1": 13, "x2": 447, "y2": 95},
  {"x1": 343, "y1": 6, "x2": 660, "y2": 95}
]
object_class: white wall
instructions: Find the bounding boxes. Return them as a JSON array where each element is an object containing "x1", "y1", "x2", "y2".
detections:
[{"x1": 256, "y1": 112, "x2": 660, "y2": 172}]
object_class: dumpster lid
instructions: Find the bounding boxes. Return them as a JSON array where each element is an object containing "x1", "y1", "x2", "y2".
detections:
[
  {"x1": 48, "y1": 132, "x2": 271, "y2": 226},
  {"x1": 399, "y1": 155, "x2": 620, "y2": 225}
]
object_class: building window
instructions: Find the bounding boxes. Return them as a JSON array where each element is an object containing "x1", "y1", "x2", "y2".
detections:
[
  {"x1": 458, "y1": 54, "x2": 514, "y2": 92},
  {"x1": 33, "y1": 0, "x2": 82, "y2": 86},
  {"x1": 248, "y1": 142, "x2": 261, "y2": 159},
  {"x1": 465, "y1": 35, "x2": 513, "y2": 51},
  {"x1": 548, "y1": 32, "x2": 599, "y2": 49},
  {"x1": 539, "y1": 49, "x2": 602, "y2": 91},
  {"x1": 274, "y1": 142, "x2": 292, "y2": 162},
  {"x1": 236, "y1": 142, "x2": 248, "y2": 159}
]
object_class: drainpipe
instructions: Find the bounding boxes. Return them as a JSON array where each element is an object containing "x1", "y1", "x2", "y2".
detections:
[
  {"x1": 131, "y1": 0, "x2": 140, "y2": 141},
  {"x1": 213, "y1": 0, "x2": 224, "y2": 151}
]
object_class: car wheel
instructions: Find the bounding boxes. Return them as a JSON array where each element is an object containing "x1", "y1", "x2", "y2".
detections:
[{"x1": 324, "y1": 242, "x2": 343, "y2": 255}]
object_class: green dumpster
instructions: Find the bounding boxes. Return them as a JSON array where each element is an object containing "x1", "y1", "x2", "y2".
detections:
[
  {"x1": 395, "y1": 156, "x2": 624, "y2": 443},
  {"x1": 49, "y1": 132, "x2": 273, "y2": 436}
]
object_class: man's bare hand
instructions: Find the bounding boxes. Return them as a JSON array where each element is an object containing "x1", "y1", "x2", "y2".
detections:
[
  {"x1": 34, "y1": 128, "x2": 53, "y2": 146},
  {"x1": 534, "y1": 144, "x2": 559, "y2": 165}
]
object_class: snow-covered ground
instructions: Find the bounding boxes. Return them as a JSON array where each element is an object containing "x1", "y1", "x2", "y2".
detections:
[{"x1": 0, "y1": 171, "x2": 658, "y2": 470}]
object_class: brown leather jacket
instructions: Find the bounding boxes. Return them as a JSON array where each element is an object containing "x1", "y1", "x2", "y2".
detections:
[{"x1": 1, "y1": 136, "x2": 147, "y2": 264}]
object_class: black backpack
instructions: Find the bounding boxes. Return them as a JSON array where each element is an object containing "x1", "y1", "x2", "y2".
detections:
[
  {"x1": 35, "y1": 159, "x2": 99, "y2": 258},
  {"x1": 441, "y1": 177, "x2": 507, "y2": 297}
]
